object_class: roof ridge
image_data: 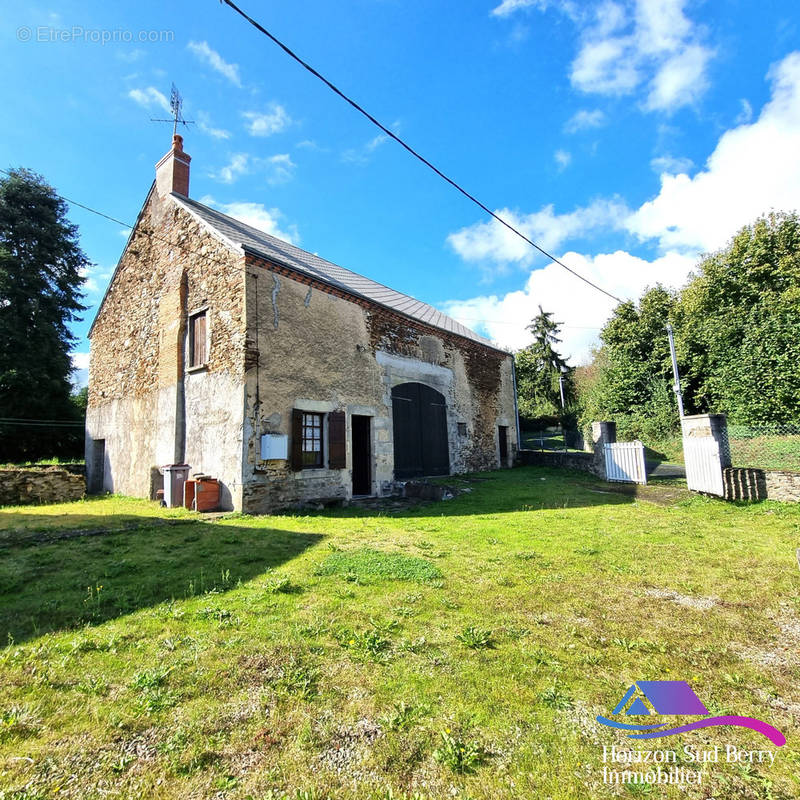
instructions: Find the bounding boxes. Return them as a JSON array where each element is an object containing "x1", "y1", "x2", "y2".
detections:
[{"x1": 170, "y1": 193, "x2": 502, "y2": 352}]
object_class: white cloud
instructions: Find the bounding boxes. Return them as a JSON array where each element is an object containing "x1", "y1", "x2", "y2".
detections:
[
  {"x1": 447, "y1": 198, "x2": 629, "y2": 271},
  {"x1": 443, "y1": 249, "x2": 696, "y2": 363},
  {"x1": 500, "y1": 0, "x2": 715, "y2": 112},
  {"x1": 628, "y1": 51, "x2": 800, "y2": 251},
  {"x1": 211, "y1": 152, "x2": 297, "y2": 185},
  {"x1": 554, "y1": 149, "x2": 572, "y2": 170},
  {"x1": 70, "y1": 352, "x2": 90, "y2": 389},
  {"x1": 564, "y1": 109, "x2": 606, "y2": 133},
  {"x1": 342, "y1": 133, "x2": 389, "y2": 165},
  {"x1": 211, "y1": 153, "x2": 251, "y2": 184},
  {"x1": 650, "y1": 154, "x2": 693, "y2": 175},
  {"x1": 127, "y1": 86, "x2": 170, "y2": 113},
  {"x1": 644, "y1": 42, "x2": 714, "y2": 111},
  {"x1": 199, "y1": 195, "x2": 299, "y2": 245},
  {"x1": 735, "y1": 98, "x2": 753, "y2": 125},
  {"x1": 266, "y1": 153, "x2": 296, "y2": 185},
  {"x1": 187, "y1": 41, "x2": 242, "y2": 87},
  {"x1": 572, "y1": 35, "x2": 641, "y2": 94},
  {"x1": 491, "y1": 0, "x2": 547, "y2": 16},
  {"x1": 197, "y1": 111, "x2": 231, "y2": 140},
  {"x1": 243, "y1": 104, "x2": 291, "y2": 137},
  {"x1": 444, "y1": 52, "x2": 800, "y2": 361}
]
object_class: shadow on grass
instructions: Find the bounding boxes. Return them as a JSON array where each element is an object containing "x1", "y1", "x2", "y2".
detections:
[
  {"x1": 0, "y1": 517, "x2": 323, "y2": 644},
  {"x1": 319, "y1": 465, "x2": 637, "y2": 521}
]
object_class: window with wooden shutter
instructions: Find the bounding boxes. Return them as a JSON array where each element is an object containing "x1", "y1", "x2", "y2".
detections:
[
  {"x1": 189, "y1": 311, "x2": 207, "y2": 368},
  {"x1": 328, "y1": 410, "x2": 346, "y2": 469},
  {"x1": 291, "y1": 408, "x2": 304, "y2": 471}
]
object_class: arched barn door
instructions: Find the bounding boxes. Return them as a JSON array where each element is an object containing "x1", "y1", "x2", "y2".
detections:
[{"x1": 391, "y1": 382, "x2": 450, "y2": 479}]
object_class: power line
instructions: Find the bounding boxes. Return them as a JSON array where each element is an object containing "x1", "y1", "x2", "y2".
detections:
[
  {"x1": 0, "y1": 167, "x2": 245, "y2": 281},
  {"x1": 0, "y1": 172, "x2": 609, "y2": 334},
  {"x1": 218, "y1": 0, "x2": 624, "y2": 305}
]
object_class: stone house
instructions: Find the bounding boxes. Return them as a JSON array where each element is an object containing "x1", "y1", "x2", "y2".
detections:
[{"x1": 86, "y1": 136, "x2": 519, "y2": 512}]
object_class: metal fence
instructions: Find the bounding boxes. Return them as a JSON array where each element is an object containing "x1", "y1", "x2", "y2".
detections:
[{"x1": 726, "y1": 422, "x2": 800, "y2": 472}]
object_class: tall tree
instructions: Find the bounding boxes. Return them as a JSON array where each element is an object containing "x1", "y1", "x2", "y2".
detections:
[
  {"x1": 676, "y1": 211, "x2": 800, "y2": 422},
  {"x1": 580, "y1": 286, "x2": 679, "y2": 441},
  {"x1": 0, "y1": 168, "x2": 87, "y2": 460},
  {"x1": 515, "y1": 305, "x2": 573, "y2": 420}
]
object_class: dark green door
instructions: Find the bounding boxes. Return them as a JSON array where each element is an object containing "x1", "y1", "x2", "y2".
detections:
[{"x1": 391, "y1": 382, "x2": 450, "y2": 479}]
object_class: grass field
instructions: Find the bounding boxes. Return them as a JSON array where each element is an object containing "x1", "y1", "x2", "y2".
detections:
[{"x1": 1, "y1": 468, "x2": 799, "y2": 799}]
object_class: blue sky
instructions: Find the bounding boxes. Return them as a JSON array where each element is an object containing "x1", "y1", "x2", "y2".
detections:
[{"x1": 2, "y1": 0, "x2": 799, "y2": 386}]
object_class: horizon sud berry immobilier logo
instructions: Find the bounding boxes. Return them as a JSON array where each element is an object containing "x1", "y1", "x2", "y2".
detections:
[{"x1": 595, "y1": 680, "x2": 786, "y2": 787}]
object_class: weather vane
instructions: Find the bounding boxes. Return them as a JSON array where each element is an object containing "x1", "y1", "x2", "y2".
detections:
[{"x1": 150, "y1": 84, "x2": 195, "y2": 136}]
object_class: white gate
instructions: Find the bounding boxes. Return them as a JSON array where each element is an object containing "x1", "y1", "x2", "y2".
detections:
[
  {"x1": 683, "y1": 436, "x2": 724, "y2": 496},
  {"x1": 604, "y1": 441, "x2": 647, "y2": 484}
]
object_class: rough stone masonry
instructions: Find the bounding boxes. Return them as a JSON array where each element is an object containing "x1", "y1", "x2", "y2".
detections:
[{"x1": 86, "y1": 135, "x2": 519, "y2": 513}]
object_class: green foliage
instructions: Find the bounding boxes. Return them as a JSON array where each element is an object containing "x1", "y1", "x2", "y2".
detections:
[
  {"x1": 432, "y1": 730, "x2": 487, "y2": 773},
  {"x1": 677, "y1": 211, "x2": 800, "y2": 423},
  {"x1": 455, "y1": 625, "x2": 494, "y2": 650},
  {"x1": 578, "y1": 211, "x2": 800, "y2": 438},
  {"x1": 314, "y1": 548, "x2": 442, "y2": 583},
  {"x1": 515, "y1": 306, "x2": 574, "y2": 422},
  {"x1": 0, "y1": 168, "x2": 88, "y2": 461}
]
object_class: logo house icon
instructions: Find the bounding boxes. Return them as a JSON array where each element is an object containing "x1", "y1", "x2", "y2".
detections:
[{"x1": 596, "y1": 681, "x2": 786, "y2": 746}]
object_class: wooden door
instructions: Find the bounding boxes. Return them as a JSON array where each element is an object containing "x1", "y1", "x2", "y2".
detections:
[{"x1": 391, "y1": 383, "x2": 450, "y2": 479}]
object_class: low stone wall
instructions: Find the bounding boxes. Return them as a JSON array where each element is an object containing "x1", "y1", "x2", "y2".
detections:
[
  {"x1": 517, "y1": 450, "x2": 599, "y2": 475},
  {"x1": 724, "y1": 468, "x2": 800, "y2": 503},
  {"x1": 0, "y1": 467, "x2": 86, "y2": 506}
]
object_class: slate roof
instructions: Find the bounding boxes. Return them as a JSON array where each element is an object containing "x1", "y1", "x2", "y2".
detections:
[{"x1": 171, "y1": 193, "x2": 501, "y2": 351}]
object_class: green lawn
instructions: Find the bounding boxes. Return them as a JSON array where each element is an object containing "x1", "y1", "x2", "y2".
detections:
[{"x1": 1, "y1": 468, "x2": 799, "y2": 799}]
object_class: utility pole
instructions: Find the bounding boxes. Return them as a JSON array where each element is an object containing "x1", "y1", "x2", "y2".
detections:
[{"x1": 666, "y1": 323, "x2": 685, "y2": 418}]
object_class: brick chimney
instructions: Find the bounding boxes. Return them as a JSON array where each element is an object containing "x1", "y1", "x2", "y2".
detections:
[{"x1": 155, "y1": 134, "x2": 191, "y2": 198}]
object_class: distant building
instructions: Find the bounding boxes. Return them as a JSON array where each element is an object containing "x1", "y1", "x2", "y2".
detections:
[{"x1": 86, "y1": 136, "x2": 519, "y2": 512}]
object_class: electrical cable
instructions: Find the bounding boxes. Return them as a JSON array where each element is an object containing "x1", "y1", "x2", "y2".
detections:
[{"x1": 218, "y1": 0, "x2": 624, "y2": 304}]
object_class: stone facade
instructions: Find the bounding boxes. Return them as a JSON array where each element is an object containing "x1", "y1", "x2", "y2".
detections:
[
  {"x1": 238, "y1": 256, "x2": 517, "y2": 513},
  {"x1": 86, "y1": 138, "x2": 518, "y2": 513},
  {"x1": 0, "y1": 467, "x2": 85, "y2": 506},
  {"x1": 723, "y1": 468, "x2": 800, "y2": 503},
  {"x1": 517, "y1": 450, "x2": 598, "y2": 475}
]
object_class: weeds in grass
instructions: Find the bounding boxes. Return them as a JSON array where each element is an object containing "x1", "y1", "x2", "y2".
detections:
[
  {"x1": 277, "y1": 658, "x2": 320, "y2": 699},
  {"x1": 76, "y1": 675, "x2": 109, "y2": 695},
  {"x1": 0, "y1": 704, "x2": 40, "y2": 740},
  {"x1": 338, "y1": 628, "x2": 392, "y2": 661},
  {"x1": 539, "y1": 684, "x2": 574, "y2": 710},
  {"x1": 381, "y1": 700, "x2": 425, "y2": 731},
  {"x1": 315, "y1": 549, "x2": 442, "y2": 583},
  {"x1": 527, "y1": 647, "x2": 562, "y2": 671},
  {"x1": 265, "y1": 574, "x2": 298, "y2": 594},
  {"x1": 455, "y1": 626, "x2": 494, "y2": 650},
  {"x1": 131, "y1": 666, "x2": 172, "y2": 690},
  {"x1": 433, "y1": 729, "x2": 486, "y2": 773}
]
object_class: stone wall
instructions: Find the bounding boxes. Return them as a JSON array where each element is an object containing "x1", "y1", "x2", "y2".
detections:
[
  {"x1": 0, "y1": 467, "x2": 85, "y2": 506},
  {"x1": 86, "y1": 186, "x2": 246, "y2": 509},
  {"x1": 240, "y1": 254, "x2": 517, "y2": 514},
  {"x1": 723, "y1": 468, "x2": 800, "y2": 503},
  {"x1": 517, "y1": 450, "x2": 599, "y2": 475}
]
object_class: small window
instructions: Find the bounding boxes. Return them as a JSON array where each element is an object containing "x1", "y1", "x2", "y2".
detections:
[
  {"x1": 301, "y1": 412, "x2": 324, "y2": 467},
  {"x1": 457, "y1": 422, "x2": 468, "y2": 437},
  {"x1": 189, "y1": 311, "x2": 207, "y2": 368}
]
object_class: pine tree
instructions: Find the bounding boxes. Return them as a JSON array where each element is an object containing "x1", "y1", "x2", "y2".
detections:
[
  {"x1": 0, "y1": 168, "x2": 88, "y2": 460},
  {"x1": 514, "y1": 305, "x2": 573, "y2": 421}
]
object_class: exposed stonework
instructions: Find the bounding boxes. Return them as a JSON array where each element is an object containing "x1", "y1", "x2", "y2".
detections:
[
  {"x1": 0, "y1": 467, "x2": 85, "y2": 506},
  {"x1": 87, "y1": 141, "x2": 519, "y2": 514},
  {"x1": 236, "y1": 255, "x2": 517, "y2": 514},
  {"x1": 724, "y1": 468, "x2": 800, "y2": 503},
  {"x1": 86, "y1": 181, "x2": 247, "y2": 508},
  {"x1": 517, "y1": 450, "x2": 599, "y2": 475}
]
